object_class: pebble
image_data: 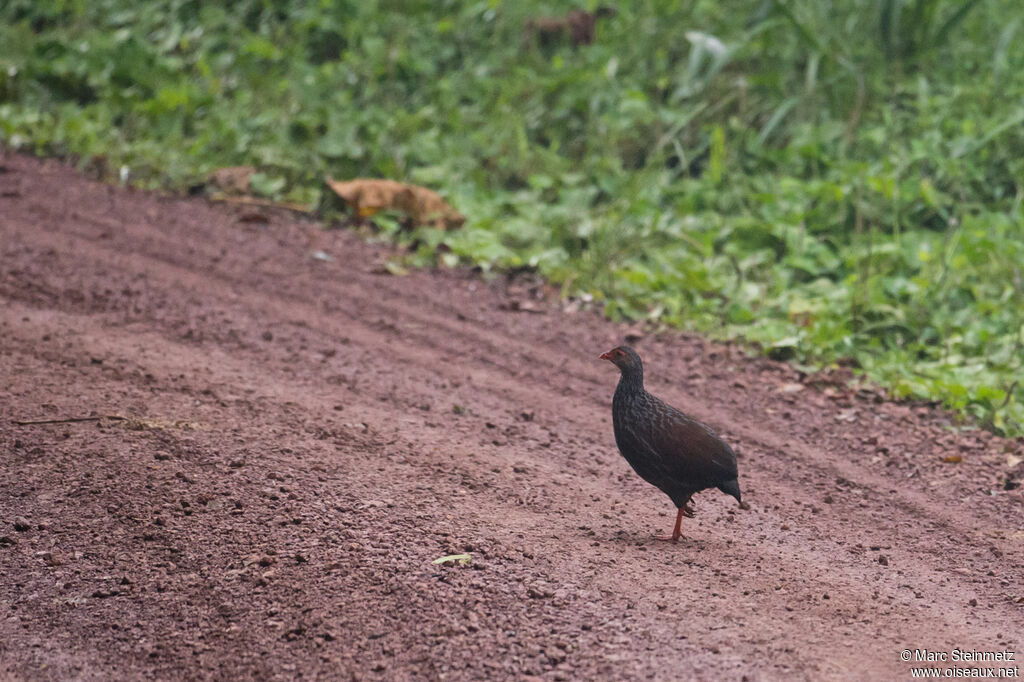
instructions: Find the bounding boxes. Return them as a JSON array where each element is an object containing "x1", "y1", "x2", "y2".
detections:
[
  {"x1": 13, "y1": 517, "x2": 30, "y2": 532},
  {"x1": 42, "y1": 551, "x2": 65, "y2": 566}
]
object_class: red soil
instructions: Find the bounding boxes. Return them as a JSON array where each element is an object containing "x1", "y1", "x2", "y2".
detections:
[{"x1": 1, "y1": 153, "x2": 1021, "y2": 680}]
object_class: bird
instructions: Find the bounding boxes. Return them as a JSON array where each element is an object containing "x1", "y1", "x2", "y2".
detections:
[{"x1": 600, "y1": 345, "x2": 744, "y2": 542}]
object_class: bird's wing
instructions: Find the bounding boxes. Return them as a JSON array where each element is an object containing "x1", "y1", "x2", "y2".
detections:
[{"x1": 645, "y1": 400, "x2": 738, "y2": 485}]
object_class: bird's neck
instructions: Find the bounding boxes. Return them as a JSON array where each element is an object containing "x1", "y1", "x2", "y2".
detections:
[{"x1": 615, "y1": 367, "x2": 644, "y2": 397}]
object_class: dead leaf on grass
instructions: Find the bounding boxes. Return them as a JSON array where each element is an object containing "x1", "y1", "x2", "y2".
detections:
[
  {"x1": 432, "y1": 553, "x2": 472, "y2": 566},
  {"x1": 325, "y1": 177, "x2": 465, "y2": 230},
  {"x1": 209, "y1": 166, "x2": 255, "y2": 195},
  {"x1": 940, "y1": 454, "x2": 963, "y2": 463}
]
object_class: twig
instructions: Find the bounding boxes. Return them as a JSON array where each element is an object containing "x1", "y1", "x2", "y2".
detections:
[
  {"x1": 843, "y1": 69, "x2": 866, "y2": 149},
  {"x1": 13, "y1": 415, "x2": 128, "y2": 426},
  {"x1": 208, "y1": 194, "x2": 313, "y2": 215},
  {"x1": 997, "y1": 380, "x2": 1019, "y2": 413}
]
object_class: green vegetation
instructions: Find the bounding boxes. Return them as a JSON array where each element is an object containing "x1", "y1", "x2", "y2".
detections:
[{"x1": 2, "y1": 0, "x2": 1022, "y2": 434}]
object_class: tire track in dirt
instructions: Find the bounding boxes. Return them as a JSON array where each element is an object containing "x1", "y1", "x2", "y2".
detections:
[
  {"x1": 9, "y1": 204, "x2": 1022, "y2": 558},
  {"x1": 2, "y1": 154, "x2": 1022, "y2": 680}
]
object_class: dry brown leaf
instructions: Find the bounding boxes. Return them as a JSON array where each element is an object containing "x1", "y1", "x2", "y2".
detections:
[
  {"x1": 209, "y1": 166, "x2": 255, "y2": 195},
  {"x1": 941, "y1": 454, "x2": 963, "y2": 463},
  {"x1": 325, "y1": 177, "x2": 465, "y2": 230}
]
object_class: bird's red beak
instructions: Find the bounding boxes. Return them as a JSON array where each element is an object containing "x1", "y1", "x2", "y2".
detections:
[{"x1": 599, "y1": 351, "x2": 613, "y2": 361}]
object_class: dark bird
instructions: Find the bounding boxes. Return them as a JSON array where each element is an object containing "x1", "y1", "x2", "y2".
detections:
[{"x1": 600, "y1": 346, "x2": 744, "y2": 542}]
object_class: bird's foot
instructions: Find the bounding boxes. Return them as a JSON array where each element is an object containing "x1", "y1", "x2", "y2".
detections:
[{"x1": 653, "y1": 533, "x2": 680, "y2": 543}]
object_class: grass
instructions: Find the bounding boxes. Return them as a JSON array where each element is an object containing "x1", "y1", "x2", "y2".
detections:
[{"x1": 2, "y1": 0, "x2": 1022, "y2": 435}]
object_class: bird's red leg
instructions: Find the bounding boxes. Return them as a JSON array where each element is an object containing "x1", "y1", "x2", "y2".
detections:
[{"x1": 655, "y1": 508, "x2": 684, "y2": 542}]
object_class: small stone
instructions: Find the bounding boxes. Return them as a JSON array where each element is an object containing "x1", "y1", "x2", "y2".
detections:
[
  {"x1": 13, "y1": 517, "x2": 30, "y2": 532},
  {"x1": 878, "y1": 555, "x2": 888, "y2": 566},
  {"x1": 0, "y1": 535, "x2": 17, "y2": 547},
  {"x1": 969, "y1": 598, "x2": 978, "y2": 607},
  {"x1": 42, "y1": 551, "x2": 64, "y2": 566},
  {"x1": 624, "y1": 326, "x2": 645, "y2": 342}
]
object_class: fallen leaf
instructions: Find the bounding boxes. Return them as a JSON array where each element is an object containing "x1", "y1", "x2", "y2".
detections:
[
  {"x1": 325, "y1": 177, "x2": 465, "y2": 230},
  {"x1": 209, "y1": 166, "x2": 255, "y2": 195},
  {"x1": 941, "y1": 455, "x2": 963, "y2": 463},
  {"x1": 432, "y1": 553, "x2": 472, "y2": 565},
  {"x1": 1006, "y1": 453, "x2": 1022, "y2": 469},
  {"x1": 311, "y1": 251, "x2": 334, "y2": 262},
  {"x1": 776, "y1": 382, "x2": 804, "y2": 394}
]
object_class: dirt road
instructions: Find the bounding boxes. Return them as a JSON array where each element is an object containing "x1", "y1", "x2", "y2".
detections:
[{"x1": 1, "y1": 153, "x2": 1022, "y2": 680}]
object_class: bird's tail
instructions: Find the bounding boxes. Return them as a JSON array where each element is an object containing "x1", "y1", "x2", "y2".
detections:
[{"x1": 718, "y1": 479, "x2": 743, "y2": 505}]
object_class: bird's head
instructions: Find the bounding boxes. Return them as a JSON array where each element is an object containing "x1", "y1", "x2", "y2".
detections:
[{"x1": 599, "y1": 345, "x2": 643, "y2": 374}]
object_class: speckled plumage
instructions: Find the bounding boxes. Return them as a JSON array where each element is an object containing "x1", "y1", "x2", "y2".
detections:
[{"x1": 601, "y1": 345, "x2": 742, "y2": 540}]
